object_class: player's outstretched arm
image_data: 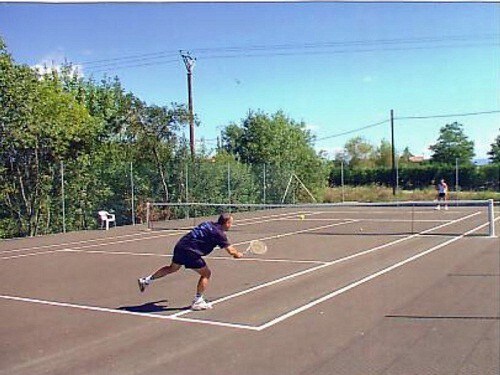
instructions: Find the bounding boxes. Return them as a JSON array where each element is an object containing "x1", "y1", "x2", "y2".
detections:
[{"x1": 225, "y1": 245, "x2": 243, "y2": 258}]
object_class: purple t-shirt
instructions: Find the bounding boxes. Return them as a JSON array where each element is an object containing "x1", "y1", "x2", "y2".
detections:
[{"x1": 178, "y1": 221, "x2": 230, "y2": 256}]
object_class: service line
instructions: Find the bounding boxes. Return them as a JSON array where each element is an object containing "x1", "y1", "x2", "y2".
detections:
[{"x1": 256, "y1": 214, "x2": 495, "y2": 330}]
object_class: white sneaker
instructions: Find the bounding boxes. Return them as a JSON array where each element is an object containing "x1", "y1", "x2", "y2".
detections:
[
  {"x1": 137, "y1": 278, "x2": 149, "y2": 293},
  {"x1": 444, "y1": 206, "x2": 449, "y2": 210},
  {"x1": 191, "y1": 299, "x2": 213, "y2": 311},
  {"x1": 434, "y1": 205, "x2": 441, "y2": 210}
]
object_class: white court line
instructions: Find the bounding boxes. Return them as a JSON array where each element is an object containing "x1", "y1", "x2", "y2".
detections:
[
  {"x1": 52, "y1": 220, "x2": 361, "y2": 263},
  {"x1": 283, "y1": 218, "x2": 449, "y2": 223},
  {"x1": 256, "y1": 216, "x2": 497, "y2": 331},
  {"x1": 170, "y1": 211, "x2": 482, "y2": 319},
  {"x1": 233, "y1": 219, "x2": 359, "y2": 244},
  {"x1": 0, "y1": 212, "x2": 487, "y2": 332},
  {"x1": 0, "y1": 229, "x2": 186, "y2": 255},
  {"x1": 56, "y1": 249, "x2": 326, "y2": 265},
  {"x1": 232, "y1": 210, "x2": 313, "y2": 225},
  {"x1": 1, "y1": 219, "x2": 357, "y2": 261},
  {"x1": 0, "y1": 230, "x2": 186, "y2": 260},
  {"x1": 300, "y1": 210, "x2": 462, "y2": 215},
  {"x1": 0, "y1": 295, "x2": 259, "y2": 331},
  {"x1": 0, "y1": 250, "x2": 65, "y2": 261},
  {"x1": 0, "y1": 210, "x2": 321, "y2": 255}
]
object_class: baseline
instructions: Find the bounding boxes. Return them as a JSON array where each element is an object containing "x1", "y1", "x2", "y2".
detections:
[{"x1": 0, "y1": 295, "x2": 259, "y2": 331}]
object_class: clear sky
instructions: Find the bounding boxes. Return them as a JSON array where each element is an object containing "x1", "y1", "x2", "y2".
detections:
[{"x1": 0, "y1": 2, "x2": 498, "y2": 160}]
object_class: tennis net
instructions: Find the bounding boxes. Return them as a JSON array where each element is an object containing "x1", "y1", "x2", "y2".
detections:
[{"x1": 145, "y1": 200, "x2": 496, "y2": 238}]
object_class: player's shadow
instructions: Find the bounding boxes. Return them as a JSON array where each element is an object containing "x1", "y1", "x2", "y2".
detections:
[{"x1": 117, "y1": 299, "x2": 190, "y2": 313}]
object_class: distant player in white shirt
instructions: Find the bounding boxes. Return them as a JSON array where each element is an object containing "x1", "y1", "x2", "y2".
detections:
[{"x1": 435, "y1": 179, "x2": 448, "y2": 210}]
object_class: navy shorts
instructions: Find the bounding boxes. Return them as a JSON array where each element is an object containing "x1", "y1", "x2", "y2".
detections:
[
  {"x1": 438, "y1": 193, "x2": 446, "y2": 198},
  {"x1": 172, "y1": 244, "x2": 206, "y2": 269}
]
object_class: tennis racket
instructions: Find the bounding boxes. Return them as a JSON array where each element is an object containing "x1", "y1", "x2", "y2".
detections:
[{"x1": 244, "y1": 240, "x2": 268, "y2": 255}]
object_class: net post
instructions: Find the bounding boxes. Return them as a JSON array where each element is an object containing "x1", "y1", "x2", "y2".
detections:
[{"x1": 488, "y1": 199, "x2": 496, "y2": 237}]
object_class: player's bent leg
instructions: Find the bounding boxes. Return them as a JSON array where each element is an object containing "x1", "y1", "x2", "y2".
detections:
[
  {"x1": 194, "y1": 266, "x2": 211, "y2": 295},
  {"x1": 152, "y1": 262, "x2": 182, "y2": 279},
  {"x1": 138, "y1": 262, "x2": 182, "y2": 292},
  {"x1": 191, "y1": 266, "x2": 213, "y2": 310}
]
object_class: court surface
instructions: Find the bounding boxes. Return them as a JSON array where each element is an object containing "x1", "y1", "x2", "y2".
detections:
[{"x1": 1, "y1": 205, "x2": 499, "y2": 375}]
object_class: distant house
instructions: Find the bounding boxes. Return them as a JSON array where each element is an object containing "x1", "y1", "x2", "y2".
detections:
[{"x1": 409, "y1": 155, "x2": 425, "y2": 163}]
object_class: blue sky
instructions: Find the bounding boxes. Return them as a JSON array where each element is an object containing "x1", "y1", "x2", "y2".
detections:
[{"x1": 0, "y1": 2, "x2": 498, "y2": 160}]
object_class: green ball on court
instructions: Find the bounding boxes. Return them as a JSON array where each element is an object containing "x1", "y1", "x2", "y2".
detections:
[{"x1": 299, "y1": 214, "x2": 305, "y2": 220}]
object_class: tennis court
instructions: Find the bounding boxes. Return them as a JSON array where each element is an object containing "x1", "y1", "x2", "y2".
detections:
[{"x1": 1, "y1": 202, "x2": 499, "y2": 374}]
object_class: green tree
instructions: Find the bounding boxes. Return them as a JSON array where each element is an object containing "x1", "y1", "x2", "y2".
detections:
[
  {"x1": 429, "y1": 122, "x2": 475, "y2": 164},
  {"x1": 221, "y1": 110, "x2": 328, "y2": 202},
  {"x1": 344, "y1": 136, "x2": 374, "y2": 168},
  {"x1": 487, "y1": 131, "x2": 500, "y2": 163},
  {"x1": 0, "y1": 39, "x2": 101, "y2": 237},
  {"x1": 55, "y1": 66, "x2": 140, "y2": 141},
  {"x1": 372, "y1": 139, "x2": 393, "y2": 168},
  {"x1": 129, "y1": 102, "x2": 191, "y2": 202}
]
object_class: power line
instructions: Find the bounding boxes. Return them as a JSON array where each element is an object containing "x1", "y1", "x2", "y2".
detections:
[
  {"x1": 80, "y1": 34, "x2": 498, "y2": 65},
  {"x1": 194, "y1": 34, "x2": 498, "y2": 57},
  {"x1": 197, "y1": 43, "x2": 497, "y2": 61},
  {"x1": 84, "y1": 40, "x2": 497, "y2": 74},
  {"x1": 316, "y1": 119, "x2": 390, "y2": 141},
  {"x1": 80, "y1": 51, "x2": 179, "y2": 67},
  {"x1": 395, "y1": 110, "x2": 500, "y2": 120},
  {"x1": 79, "y1": 34, "x2": 499, "y2": 74},
  {"x1": 316, "y1": 110, "x2": 499, "y2": 142},
  {"x1": 85, "y1": 59, "x2": 179, "y2": 74}
]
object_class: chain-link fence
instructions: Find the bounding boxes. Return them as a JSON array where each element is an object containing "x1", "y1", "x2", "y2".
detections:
[{"x1": 2, "y1": 153, "x2": 498, "y2": 238}]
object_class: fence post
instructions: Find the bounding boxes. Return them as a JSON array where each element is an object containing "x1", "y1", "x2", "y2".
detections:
[
  {"x1": 130, "y1": 162, "x2": 135, "y2": 225},
  {"x1": 263, "y1": 163, "x2": 266, "y2": 204},
  {"x1": 341, "y1": 159, "x2": 345, "y2": 203},
  {"x1": 227, "y1": 162, "x2": 231, "y2": 203},
  {"x1": 455, "y1": 158, "x2": 460, "y2": 205},
  {"x1": 185, "y1": 162, "x2": 189, "y2": 219},
  {"x1": 61, "y1": 161, "x2": 66, "y2": 233}
]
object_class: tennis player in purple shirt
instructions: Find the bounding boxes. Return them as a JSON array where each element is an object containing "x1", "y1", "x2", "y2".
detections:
[{"x1": 138, "y1": 213, "x2": 243, "y2": 310}]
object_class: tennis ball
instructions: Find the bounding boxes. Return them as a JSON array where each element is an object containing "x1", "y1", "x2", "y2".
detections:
[{"x1": 299, "y1": 214, "x2": 305, "y2": 220}]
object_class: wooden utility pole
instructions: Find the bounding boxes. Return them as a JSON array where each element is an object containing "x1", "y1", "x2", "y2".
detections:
[{"x1": 181, "y1": 51, "x2": 196, "y2": 157}]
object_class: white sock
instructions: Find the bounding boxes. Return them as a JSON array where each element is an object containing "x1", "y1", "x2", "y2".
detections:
[{"x1": 145, "y1": 276, "x2": 154, "y2": 283}]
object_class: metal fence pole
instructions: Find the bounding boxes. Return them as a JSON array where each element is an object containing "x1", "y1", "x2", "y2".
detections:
[
  {"x1": 130, "y1": 162, "x2": 135, "y2": 225},
  {"x1": 61, "y1": 161, "x2": 66, "y2": 233},
  {"x1": 185, "y1": 162, "x2": 189, "y2": 219},
  {"x1": 455, "y1": 158, "x2": 459, "y2": 204},
  {"x1": 396, "y1": 157, "x2": 399, "y2": 193},
  {"x1": 263, "y1": 164, "x2": 266, "y2": 204},
  {"x1": 341, "y1": 159, "x2": 345, "y2": 203},
  {"x1": 186, "y1": 162, "x2": 189, "y2": 202},
  {"x1": 227, "y1": 162, "x2": 231, "y2": 204}
]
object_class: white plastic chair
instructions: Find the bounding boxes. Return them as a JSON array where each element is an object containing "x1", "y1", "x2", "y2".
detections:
[{"x1": 98, "y1": 210, "x2": 116, "y2": 230}]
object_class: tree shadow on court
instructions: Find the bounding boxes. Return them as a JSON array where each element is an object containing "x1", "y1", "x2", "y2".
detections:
[{"x1": 117, "y1": 300, "x2": 190, "y2": 313}]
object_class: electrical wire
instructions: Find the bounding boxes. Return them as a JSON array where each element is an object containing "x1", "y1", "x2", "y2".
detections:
[
  {"x1": 80, "y1": 34, "x2": 499, "y2": 74},
  {"x1": 395, "y1": 110, "x2": 500, "y2": 120},
  {"x1": 315, "y1": 110, "x2": 499, "y2": 142}
]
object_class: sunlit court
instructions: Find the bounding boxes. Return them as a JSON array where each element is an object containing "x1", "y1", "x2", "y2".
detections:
[{"x1": 1, "y1": 202, "x2": 498, "y2": 374}]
